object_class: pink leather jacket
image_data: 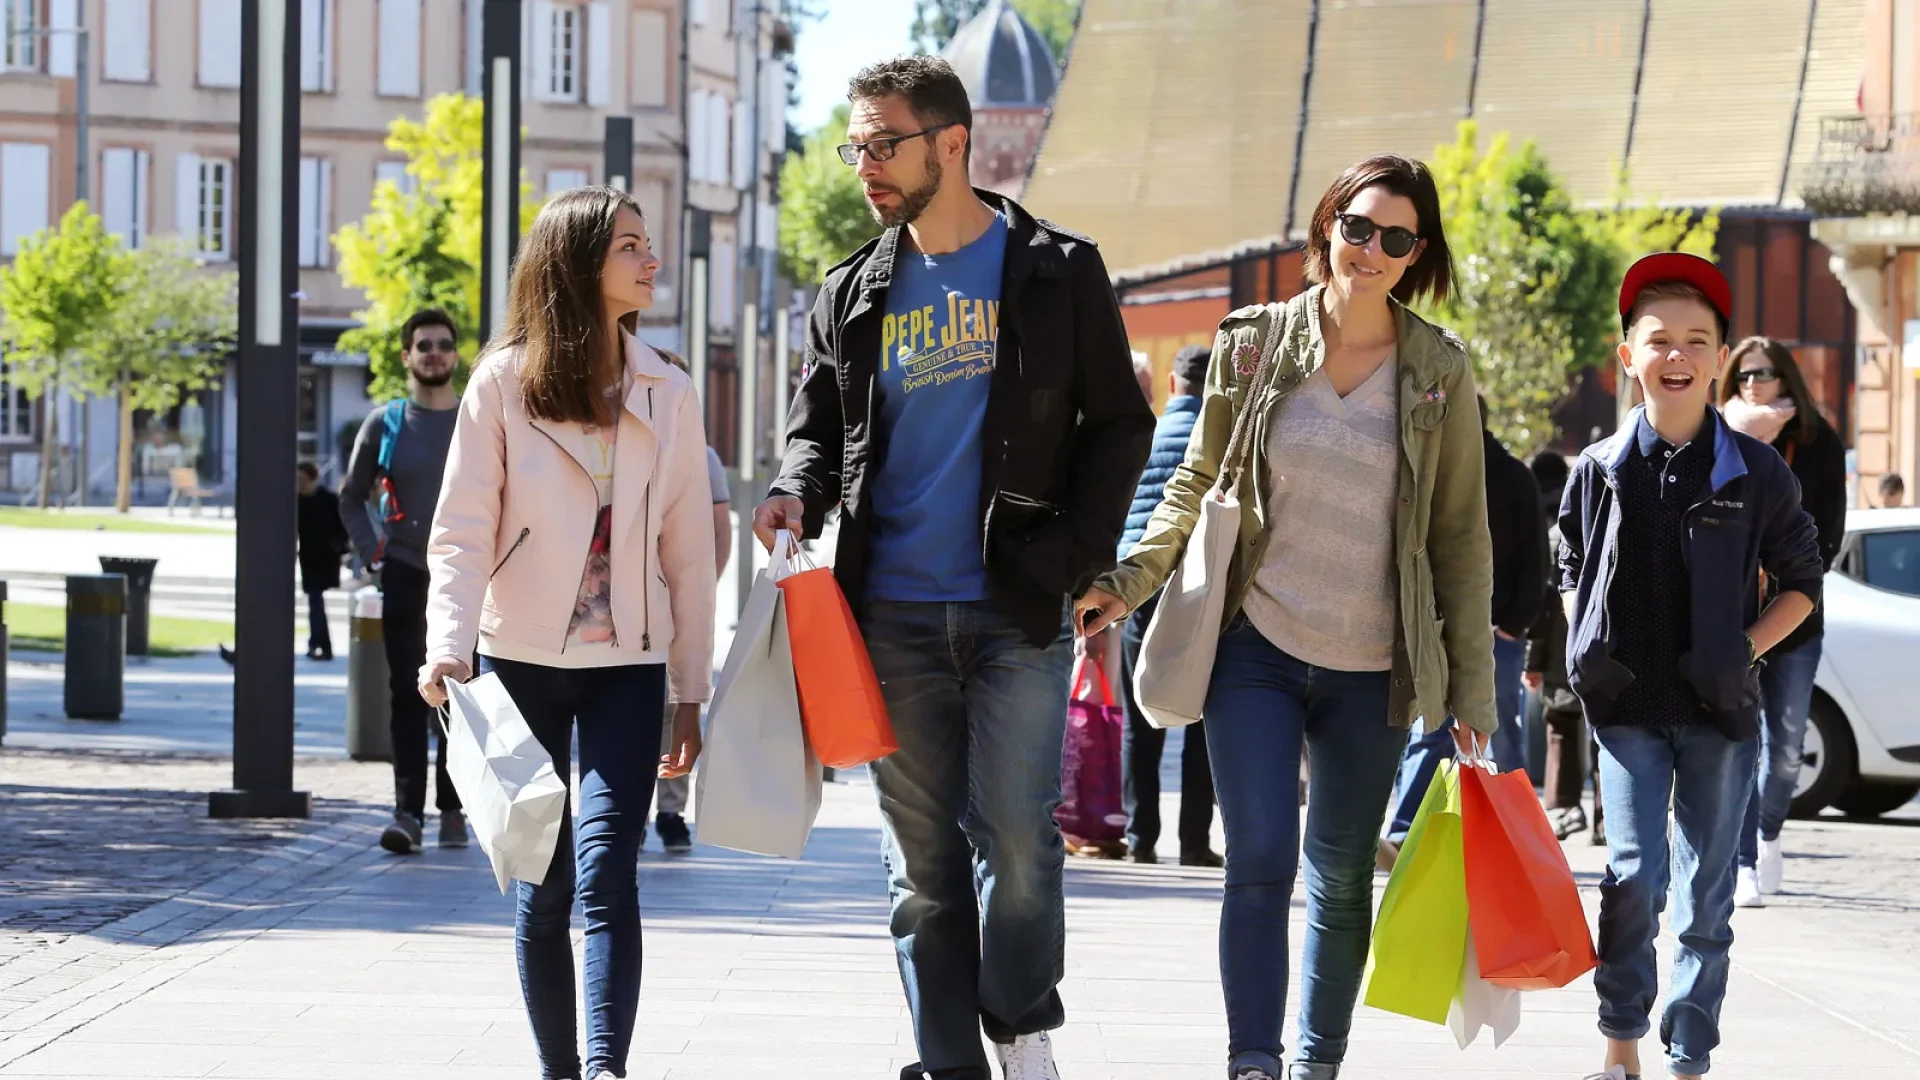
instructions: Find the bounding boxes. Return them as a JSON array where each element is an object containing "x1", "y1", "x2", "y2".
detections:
[{"x1": 424, "y1": 335, "x2": 717, "y2": 703}]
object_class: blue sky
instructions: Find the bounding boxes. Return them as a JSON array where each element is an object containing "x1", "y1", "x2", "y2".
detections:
[{"x1": 790, "y1": 0, "x2": 919, "y2": 135}]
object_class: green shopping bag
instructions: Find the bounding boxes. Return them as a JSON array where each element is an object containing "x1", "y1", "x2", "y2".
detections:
[{"x1": 1362, "y1": 758, "x2": 1469, "y2": 1024}]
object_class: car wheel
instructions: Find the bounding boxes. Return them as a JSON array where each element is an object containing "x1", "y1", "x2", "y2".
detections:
[
  {"x1": 1831, "y1": 780, "x2": 1920, "y2": 819},
  {"x1": 1788, "y1": 694, "x2": 1856, "y2": 819}
]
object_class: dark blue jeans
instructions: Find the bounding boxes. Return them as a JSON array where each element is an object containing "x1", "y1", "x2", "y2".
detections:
[
  {"x1": 1594, "y1": 723, "x2": 1758, "y2": 1077},
  {"x1": 1384, "y1": 634, "x2": 1525, "y2": 843},
  {"x1": 481, "y1": 655, "x2": 665, "y2": 1080},
  {"x1": 1738, "y1": 638, "x2": 1822, "y2": 867},
  {"x1": 1204, "y1": 618, "x2": 1405, "y2": 1080},
  {"x1": 859, "y1": 600, "x2": 1073, "y2": 1080}
]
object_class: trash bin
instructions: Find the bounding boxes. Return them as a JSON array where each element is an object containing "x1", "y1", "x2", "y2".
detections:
[
  {"x1": 65, "y1": 574, "x2": 126, "y2": 720},
  {"x1": 98, "y1": 556, "x2": 159, "y2": 656},
  {"x1": 347, "y1": 585, "x2": 392, "y2": 762}
]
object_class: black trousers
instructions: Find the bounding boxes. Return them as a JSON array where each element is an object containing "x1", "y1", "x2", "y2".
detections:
[
  {"x1": 381, "y1": 560, "x2": 460, "y2": 817},
  {"x1": 1118, "y1": 594, "x2": 1215, "y2": 854},
  {"x1": 305, "y1": 590, "x2": 334, "y2": 656}
]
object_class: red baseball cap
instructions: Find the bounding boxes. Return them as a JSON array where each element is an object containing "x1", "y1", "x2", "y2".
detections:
[{"x1": 1618, "y1": 252, "x2": 1732, "y2": 336}]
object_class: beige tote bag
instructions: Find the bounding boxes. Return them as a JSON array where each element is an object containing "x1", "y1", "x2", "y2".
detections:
[{"x1": 1133, "y1": 306, "x2": 1289, "y2": 729}]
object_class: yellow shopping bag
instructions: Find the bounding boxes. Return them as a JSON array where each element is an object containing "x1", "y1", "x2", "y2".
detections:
[{"x1": 1362, "y1": 758, "x2": 1469, "y2": 1025}]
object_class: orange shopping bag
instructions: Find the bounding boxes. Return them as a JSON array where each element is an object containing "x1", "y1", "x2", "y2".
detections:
[
  {"x1": 772, "y1": 535, "x2": 897, "y2": 770},
  {"x1": 1460, "y1": 761, "x2": 1598, "y2": 990}
]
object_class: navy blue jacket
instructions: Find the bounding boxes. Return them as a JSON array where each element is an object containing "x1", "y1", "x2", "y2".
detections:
[
  {"x1": 1558, "y1": 406, "x2": 1823, "y2": 740},
  {"x1": 1120, "y1": 394, "x2": 1201, "y2": 554}
]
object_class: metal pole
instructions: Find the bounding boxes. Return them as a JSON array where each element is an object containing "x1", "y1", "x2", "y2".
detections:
[
  {"x1": 211, "y1": 0, "x2": 309, "y2": 820},
  {"x1": 74, "y1": 26, "x2": 87, "y2": 207},
  {"x1": 480, "y1": 0, "x2": 523, "y2": 343}
]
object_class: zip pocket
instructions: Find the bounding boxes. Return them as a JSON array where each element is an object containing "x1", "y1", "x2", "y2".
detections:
[
  {"x1": 999, "y1": 491, "x2": 1061, "y2": 514},
  {"x1": 491, "y1": 527, "x2": 530, "y2": 577}
]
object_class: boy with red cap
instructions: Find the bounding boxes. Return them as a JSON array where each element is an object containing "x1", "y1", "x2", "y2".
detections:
[{"x1": 1558, "y1": 253, "x2": 1822, "y2": 1080}]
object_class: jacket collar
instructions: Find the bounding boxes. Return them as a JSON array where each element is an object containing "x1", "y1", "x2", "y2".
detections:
[
  {"x1": 859, "y1": 188, "x2": 1064, "y2": 293},
  {"x1": 1600, "y1": 405, "x2": 1749, "y2": 492},
  {"x1": 1287, "y1": 285, "x2": 1460, "y2": 388}
]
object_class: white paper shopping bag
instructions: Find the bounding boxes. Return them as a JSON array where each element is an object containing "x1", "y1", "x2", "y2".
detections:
[
  {"x1": 1448, "y1": 925, "x2": 1522, "y2": 1049},
  {"x1": 695, "y1": 534, "x2": 822, "y2": 858},
  {"x1": 441, "y1": 672, "x2": 570, "y2": 893}
]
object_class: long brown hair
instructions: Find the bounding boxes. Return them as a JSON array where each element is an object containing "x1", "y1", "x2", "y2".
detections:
[
  {"x1": 495, "y1": 185, "x2": 644, "y2": 426},
  {"x1": 1721, "y1": 336, "x2": 1817, "y2": 446}
]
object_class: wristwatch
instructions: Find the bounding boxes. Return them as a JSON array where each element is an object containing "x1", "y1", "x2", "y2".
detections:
[{"x1": 1745, "y1": 634, "x2": 1757, "y2": 667}]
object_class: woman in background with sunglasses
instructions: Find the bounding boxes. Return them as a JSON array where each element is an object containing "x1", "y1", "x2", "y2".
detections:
[
  {"x1": 1718, "y1": 337, "x2": 1846, "y2": 908},
  {"x1": 1076, "y1": 156, "x2": 1495, "y2": 1080}
]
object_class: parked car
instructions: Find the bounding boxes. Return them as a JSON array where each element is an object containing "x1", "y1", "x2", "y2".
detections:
[{"x1": 1793, "y1": 508, "x2": 1920, "y2": 819}]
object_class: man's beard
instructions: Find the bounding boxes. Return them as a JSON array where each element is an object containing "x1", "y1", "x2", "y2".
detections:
[
  {"x1": 410, "y1": 364, "x2": 455, "y2": 388},
  {"x1": 867, "y1": 156, "x2": 942, "y2": 228}
]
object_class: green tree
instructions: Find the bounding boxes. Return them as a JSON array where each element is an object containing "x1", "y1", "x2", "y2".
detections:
[
  {"x1": 79, "y1": 239, "x2": 237, "y2": 511},
  {"x1": 912, "y1": 0, "x2": 1078, "y2": 62},
  {"x1": 778, "y1": 105, "x2": 884, "y2": 286},
  {"x1": 332, "y1": 93, "x2": 540, "y2": 401},
  {"x1": 0, "y1": 202, "x2": 130, "y2": 507}
]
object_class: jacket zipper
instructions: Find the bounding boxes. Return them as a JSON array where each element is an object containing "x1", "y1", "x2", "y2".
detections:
[
  {"x1": 640, "y1": 388, "x2": 653, "y2": 652},
  {"x1": 491, "y1": 527, "x2": 530, "y2": 577}
]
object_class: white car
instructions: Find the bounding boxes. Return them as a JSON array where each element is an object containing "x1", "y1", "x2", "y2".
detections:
[{"x1": 1793, "y1": 507, "x2": 1920, "y2": 818}]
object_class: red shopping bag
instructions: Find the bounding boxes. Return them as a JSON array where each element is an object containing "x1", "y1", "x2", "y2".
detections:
[
  {"x1": 1460, "y1": 763, "x2": 1598, "y2": 990},
  {"x1": 775, "y1": 552, "x2": 897, "y2": 770},
  {"x1": 1056, "y1": 655, "x2": 1126, "y2": 846}
]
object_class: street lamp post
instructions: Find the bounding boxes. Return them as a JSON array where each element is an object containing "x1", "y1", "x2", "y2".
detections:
[
  {"x1": 480, "y1": 0, "x2": 523, "y2": 342},
  {"x1": 210, "y1": 0, "x2": 310, "y2": 820}
]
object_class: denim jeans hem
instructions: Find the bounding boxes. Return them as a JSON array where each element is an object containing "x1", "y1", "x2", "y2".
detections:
[
  {"x1": 1287, "y1": 1060, "x2": 1341, "y2": 1080},
  {"x1": 1598, "y1": 1018, "x2": 1653, "y2": 1041},
  {"x1": 1670, "y1": 1054, "x2": 1713, "y2": 1076},
  {"x1": 1228, "y1": 1049, "x2": 1283, "y2": 1078}
]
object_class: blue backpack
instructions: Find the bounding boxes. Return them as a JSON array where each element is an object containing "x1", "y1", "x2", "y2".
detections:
[{"x1": 373, "y1": 399, "x2": 406, "y2": 560}]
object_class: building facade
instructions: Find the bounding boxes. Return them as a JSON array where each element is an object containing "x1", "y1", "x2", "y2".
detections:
[{"x1": 941, "y1": 0, "x2": 1056, "y2": 199}]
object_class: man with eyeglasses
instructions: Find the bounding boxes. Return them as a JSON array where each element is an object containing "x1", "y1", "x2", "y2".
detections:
[
  {"x1": 341, "y1": 308, "x2": 467, "y2": 856},
  {"x1": 753, "y1": 55, "x2": 1152, "y2": 1080}
]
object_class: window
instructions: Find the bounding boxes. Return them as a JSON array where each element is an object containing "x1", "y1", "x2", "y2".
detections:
[
  {"x1": 464, "y1": 0, "x2": 482, "y2": 95},
  {"x1": 301, "y1": 0, "x2": 334, "y2": 93},
  {"x1": 545, "y1": 168, "x2": 589, "y2": 195},
  {"x1": 709, "y1": 94, "x2": 732, "y2": 186},
  {"x1": 689, "y1": 0, "x2": 706, "y2": 26},
  {"x1": 0, "y1": 356, "x2": 33, "y2": 441},
  {"x1": 48, "y1": 0, "x2": 76, "y2": 76},
  {"x1": 101, "y1": 147, "x2": 150, "y2": 249},
  {"x1": 530, "y1": 1, "x2": 581, "y2": 103},
  {"x1": 1861, "y1": 530, "x2": 1920, "y2": 598},
  {"x1": 630, "y1": 9, "x2": 668, "y2": 107},
  {"x1": 688, "y1": 89, "x2": 709, "y2": 183},
  {"x1": 377, "y1": 0, "x2": 421, "y2": 97},
  {"x1": 298, "y1": 157, "x2": 333, "y2": 269},
  {"x1": 176, "y1": 153, "x2": 233, "y2": 260},
  {"x1": 1, "y1": 0, "x2": 37, "y2": 73},
  {"x1": 732, "y1": 95, "x2": 752, "y2": 190},
  {"x1": 375, "y1": 161, "x2": 416, "y2": 196},
  {"x1": 710, "y1": 237, "x2": 736, "y2": 331},
  {"x1": 199, "y1": 0, "x2": 241, "y2": 88},
  {"x1": 104, "y1": 0, "x2": 152, "y2": 82},
  {"x1": 1, "y1": 142, "x2": 52, "y2": 256}
]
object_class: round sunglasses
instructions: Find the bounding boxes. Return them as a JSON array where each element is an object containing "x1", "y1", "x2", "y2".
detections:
[
  {"x1": 1335, "y1": 212, "x2": 1420, "y2": 259},
  {"x1": 1735, "y1": 368, "x2": 1780, "y2": 384}
]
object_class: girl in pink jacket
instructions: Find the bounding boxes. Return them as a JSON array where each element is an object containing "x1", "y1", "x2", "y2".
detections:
[{"x1": 418, "y1": 186, "x2": 716, "y2": 1080}]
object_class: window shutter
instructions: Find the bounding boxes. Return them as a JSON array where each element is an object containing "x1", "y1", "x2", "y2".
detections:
[
  {"x1": 175, "y1": 152, "x2": 201, "y2": 248},
  {"x1": 47, "y1": 0, "x2": 78, "y2": 77},
  {"x1": 133, "y1": 151, "x2": 150, "y2": 246},
  {"x1": 732, "y1": 96, "x2": 752, "y2": 190},
  {"x1": 104, "y1": 0, "x2": 151, "y2": 81},
  {"x1": 378, "y1": 0, "x2": 421, "y2": 97},
  {"x1": 0, "y1": 143, "x2": 52, "y2": 256},
  {"x1": 300, "y1": 0, "x2": 324, "y2": 91},
  {"x1": 319, "y1": 160, "x2": 333, "y2": 267},
  {"x1": 464, "y1": 0, "x2": 483, "y2": 95},
  {"x1": 102, "y1": 148, "x2": 136, "y2": 244},
  {"x1": 200, "y1": 0, "x2": 241, "y2": 87},
  {"x1": 687, "y1": 89, "x2": 706, "y2": 183},
  {"x1": 298, "y1": 158, "x2": 319, "y2": 267},
  {"x1": 586, "y1": 2, "x2": 610, "y2": 107},
  {"x1": 529, "y1": 1, "x2": 554, "y2": 101},
  {"x1": 629, "y1": 10, "x2": 667, "y2": 107},
  {"x1": 711, "y1": 96, "x2": 731, "y2": 188}
]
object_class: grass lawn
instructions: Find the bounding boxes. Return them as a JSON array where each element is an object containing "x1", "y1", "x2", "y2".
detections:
[
  {"x1": 0, "y1": 507, "x2": 227, "y2": 535},
  {"x1": 3, "y1": 602, "x2": 233, "y2": 658}
]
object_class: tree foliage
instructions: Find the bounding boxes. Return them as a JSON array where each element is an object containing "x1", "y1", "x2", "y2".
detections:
[
  {"x1": 778, "y1": 105, "x2": 883, "y2": 287},
  {"x1": 333, "y1": 93, "x2": 540, "y2": 401},
  {"x1": 1427, "y1": 122, "x2": 1718, "y2": 453},
  {"x1": 911, "y1": 0, "x2": 1079, "y2": 62}
]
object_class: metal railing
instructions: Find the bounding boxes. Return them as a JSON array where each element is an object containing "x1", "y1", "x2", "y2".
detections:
[{"x1": 1802, "y1": 113, "x2": 1920, "y2": 217}]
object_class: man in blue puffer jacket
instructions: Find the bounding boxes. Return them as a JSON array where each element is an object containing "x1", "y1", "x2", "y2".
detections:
[{"x1": 1116, "y1": 344, "x2": 1220, "y2": 866}]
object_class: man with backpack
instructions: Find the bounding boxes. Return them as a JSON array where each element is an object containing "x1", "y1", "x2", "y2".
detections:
[{"x1": 341, "y1": 309, "x2": 465, "y2": 855}]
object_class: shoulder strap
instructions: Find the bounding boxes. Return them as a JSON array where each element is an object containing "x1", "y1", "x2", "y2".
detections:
[
  {"x1": 1215, "y1": 302, "x2": 1291, "y2": 490},
  {"x1": 377, "y1": 399, "x2": 405, "y2": 472}
]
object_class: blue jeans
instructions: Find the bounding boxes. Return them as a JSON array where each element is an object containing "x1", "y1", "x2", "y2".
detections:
[
  {"x1": 1594, "y1": 723, "x2": 1759, "y2": 1077},
  {"x1": 1384, "y1": 633, "x2": 1526, "y2": 843},
  {"x1": 1738, "y1": 638, "x2": 1822, "y2": 867},
  {"x1": 1204, "y1": 619, "x2": 1405, "y2": 1080},
  {"x1": 860, "y1": 600, "x2": 1074, "y2": 1080},
  {"x1": 481, "y1": 656, "x2": 665, "y2": 1080}
]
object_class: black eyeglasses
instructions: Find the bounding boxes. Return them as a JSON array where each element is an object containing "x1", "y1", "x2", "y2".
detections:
[
  {"x1": 1336, "y1": 213, "x2": 1420, "y2": 259},
  {"x1": 411, "y1": 339, "x2": 457, "y2": 354},
  {"x1": 837, "y1": 123, "x2": 957, "y2": 166},
  {"x1": 1736, "y1": 368, "x2": 1781, "y2": 384}
]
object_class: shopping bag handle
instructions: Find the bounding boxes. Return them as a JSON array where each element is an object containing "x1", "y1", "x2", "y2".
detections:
[
  {"x1": 1452, "y1": 725, "x2": 1497, "y2": 772},
  {"x1": 1070, "y1": 653, "x2": 1114, "y2": 706},
  {"x1": 769, "y1": 528, "x2": 816, "y2": 581}
]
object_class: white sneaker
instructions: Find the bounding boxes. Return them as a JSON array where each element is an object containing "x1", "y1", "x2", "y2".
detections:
[
  {"x1": 1734, "y1": 866, "x2": 1765, "y2": 909},
  {"x1": 1757, "y1": 836, "x2": 1785, "y2": 894},
  {"x1": 993, "y1": 1031, "x2": 1062, "y2": 1080},
  {"x1": 1581, "y1": 1067, "x2": 1633, "y2": 1080}
]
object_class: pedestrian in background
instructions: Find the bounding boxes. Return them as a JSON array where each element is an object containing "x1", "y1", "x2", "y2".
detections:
[
  {"x1": 295, "y1": 462, "x2": 349, "y2": 661},
  {"x1": 1117, "y1": 343, "x2": 1220, "y2": 868},
  {"x1": 1719, "y1": 336, "x2": 1847, "y2": 908},
  {"x1": 420, "y1": 186, "x2": 715, "y2": 1080},
  {"x1": 1079, "y1": 154, "x2": 1495, "y2": 1080},
  {"x1": 340, "y1": 308, "x2": 466, "y2": 855},
  {"x1": 1523, "y1": 450, "x2": 1598, "y2": 841},
  {"x1": 1877, "y1": 472, "x2": 1905, "y2": 507}
]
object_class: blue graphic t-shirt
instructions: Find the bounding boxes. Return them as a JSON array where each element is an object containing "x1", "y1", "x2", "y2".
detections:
[{"x1": 865, "y1": 214, "x2": 1008, "y2": 602}]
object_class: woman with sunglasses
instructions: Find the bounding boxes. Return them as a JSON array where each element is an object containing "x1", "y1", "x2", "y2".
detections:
[
  {"x1": 418, "y1": 186, "x2": 716, "y2": 1080},
  {"x1": 1077, "y1": 155, "x2": 1495, "y2": 1080},
  {"x1": 1718, "y1": 337, "x2": 1846, "y2": 907}
]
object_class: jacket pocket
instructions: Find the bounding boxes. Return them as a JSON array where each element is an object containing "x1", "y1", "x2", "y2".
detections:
[
  {"x1": 1410, "y1": 396, "x2": 1448, "y2": 431},
  {"x1": 1407, "y1": 548, "x2": 1448, "y2": 704}
]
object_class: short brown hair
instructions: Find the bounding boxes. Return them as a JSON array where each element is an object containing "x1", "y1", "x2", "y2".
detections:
[
  {"x1": 1303, "y1": 154, "x2": 1453, "y2": 306},
  {"x1": 1625, "y1": 281, "x2": 1726, "y2": 344},
  {"x1": 848, "y1": 55, "x2": 973, "y2": 164}
]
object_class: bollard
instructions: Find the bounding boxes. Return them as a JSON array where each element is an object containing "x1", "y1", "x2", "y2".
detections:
[
  {"x1": 65, "y1": 574, "x2": 127, "y2": 720},
  {"x1": 98, "y1": 556, "x2": 160, "y2": 657},
  {"x1": 346, "y1": 585, "x2": 393, "y2": 761},
  {"x1": 1, "y1": 578, "x2": 9, "y2": 744}
]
